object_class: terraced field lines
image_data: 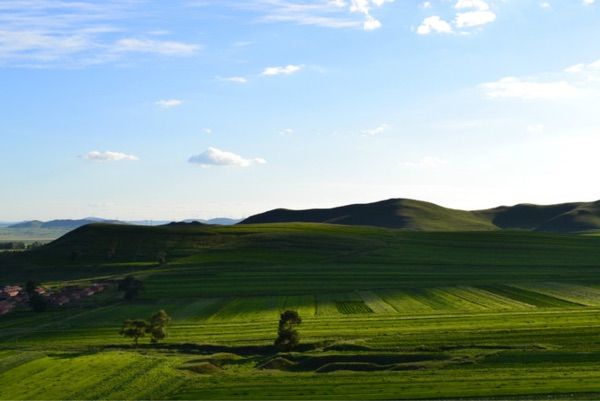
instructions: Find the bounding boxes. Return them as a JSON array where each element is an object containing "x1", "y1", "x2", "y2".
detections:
[
  {"x1": 335, "y1": 301, "x2": 374, "y2": 315},
  {"x1": 427, "y1": 288, "x2": 489, "y2": 312},
  {"x1": 281, "y1": 295, "x2": 317, "y2": 317},
  {"x1": 358, "y1": 291, "x2": 397, "y2": 314},
  {"x1": 512, "y1": 283, "x2": 600, "y2": 307},
  {"x1": 207, "y1": 296, "x2": 283, "y2": 321},
  {"x1": 376, "y1": 289, "x2": 437, "y2": 314},
  {"x1": 452, "y1": 286, "x2": 536, "y2": 310},
  {"x1": 480, "y1": 285, "x2": 584, "y2": 308}
]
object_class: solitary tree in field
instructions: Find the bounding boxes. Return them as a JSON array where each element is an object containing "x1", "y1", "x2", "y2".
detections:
[
  {"x1": 118, "y1": 276, "x2": 143, "y2": 301},
  {"x1": 275, "y1": 310, "x2": 302, "y2": 351},
  {"x1": 119, "y1": 319, "x2": 149, "y2": 345},
  {"x1": 156, "y1": 251, "x2": 167, "y2": 266},
  {"x1": 148, "y1": 309, "x2": 172, "y2": 344}
]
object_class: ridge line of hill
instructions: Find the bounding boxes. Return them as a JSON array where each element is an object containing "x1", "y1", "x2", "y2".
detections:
[{"x1": 240, "y1": 198, "x2": 600, "y2": 233}]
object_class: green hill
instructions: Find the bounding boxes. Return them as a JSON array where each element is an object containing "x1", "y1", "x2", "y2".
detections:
[
  {"x1": 477, "y1": 200, "x2": 600, "y2": 232},
  {"x1": 241, "y1": 199, "x2": 497, "y2": 231},
  {"x1": 5, "y1": 222, "x2": 600, "y2": 289},
  {"x1": 242, "y1": 198, "x2": 600, "y2": 233}
]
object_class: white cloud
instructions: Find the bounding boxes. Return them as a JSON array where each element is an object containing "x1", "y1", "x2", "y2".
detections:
[
  {"x1": 480, "y1": 77, "x2": 581, "y2": 100},
  {"x1": 82, "y1": 151, "x2": 139, "y2": 161},
  {"x1": 417, "y1": 0, "x2": 495, "y2": 35},
  {"x1": 417, "y1": 16, "x2": 453, "y2": 35},
  {"x1": 421, "y1": 1, "x2": 432, "y2": 9},
  {"x1": 222, "y1": 76, "x2": 248, "y2": 83},
  {"x1": 262, "y1": 64, "x2": 303, "y2": 76},
  {"x1": 583, "y1": 0, "x2": 595, "y2": 5},
  {"x1": 113, "y1": 38, "x2": 199, "y2": 56},
  {"x1": 363, "y1": 15, "x2": 382, "y2": 30},
  {"x1": 362, "y1": 123, "x2": 390, "y2": 137},
  {"x1": 455, "y1": 10, "x2": 496, "y2": 28},
  {"x1": 155, "y1": 99, "x2": 183, "y2": 108},
  {"x1": 279, "y1": 128, "x2": 294, "y2": 136},
  {"x1": 454, "y1": 0, "x2": 495, "y2": 28},
  {"x1": 188, "y1": 147, "x2": 266, "y2": 167},
  {"x1": 564, "y1": 59, "x2": 600, "y2": 80},
  {"x1": 403, "y1": 156, "x2": 447, "y2": 168},
  {"x1": 202, "y1": 128, "x2": 212, "y2": 134}
]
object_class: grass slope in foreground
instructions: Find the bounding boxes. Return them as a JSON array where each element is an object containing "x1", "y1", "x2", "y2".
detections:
[{"x1": 2, "y1": 223, "x2": 600, "y2": 399}]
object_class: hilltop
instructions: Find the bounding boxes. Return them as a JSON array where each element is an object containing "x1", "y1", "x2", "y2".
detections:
[
  {"x1": 241, "y1": 198, "x2": 600, "y2": 233},
  {"x1": 241, "y1": 199, "x2": 496, "y2": 231}
]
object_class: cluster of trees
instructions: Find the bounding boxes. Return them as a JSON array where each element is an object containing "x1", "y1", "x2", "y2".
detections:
[
  {"x1": 119, "y1": 310, "x2": 172, "y2": 345},
  {"x1": 0, "y1": 242, "x2": 43, "y2": 251}
]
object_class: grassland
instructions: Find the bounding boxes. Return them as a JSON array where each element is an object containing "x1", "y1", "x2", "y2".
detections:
[{"x1": 2, "y1": 223, "x2": 600, "y2": 399}]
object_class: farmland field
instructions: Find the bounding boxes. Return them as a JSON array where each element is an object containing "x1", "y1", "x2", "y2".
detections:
[{"x1": 2, "y1": 223, "x2": 600, "y2": 399}]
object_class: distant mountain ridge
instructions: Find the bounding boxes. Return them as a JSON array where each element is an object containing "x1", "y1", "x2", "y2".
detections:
[
  {"x1": 9, "y1": 218, "x2": 125, "y2": 230},
  {"x1": 241, "y1": 198, "x2": 600, "y2": 233},
  {"x1": 8, "y1": 217, "x2": 241, "y2": 230}
]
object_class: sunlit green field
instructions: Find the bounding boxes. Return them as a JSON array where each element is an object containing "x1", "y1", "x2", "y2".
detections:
[{"x1": 2, "y1": 223, "x2": 600, "y2": 400}]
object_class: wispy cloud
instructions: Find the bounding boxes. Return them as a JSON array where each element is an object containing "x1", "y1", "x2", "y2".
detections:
[
  {"x1": 481, "y1": 77, "x2": 580, "y2": 100},
  {"x1": 82, "y1": 150, "x2": 139, "y2": 161},
  {"x1": 188, "y1": 147, "x2": 267, "y2": 167},
  {"x1": 0, "y1": 1, "x2": 201, "y2": 67},
  {"x1": 155, "y1": 99, "x2": 183, "y2": 108},
  {"x1": 262, "y1": 64, "x2": 303, "y2": 76},
  {"x1": 229, "y1": 0, "x2": 393, "y2": 31},
  {"x1": 362, "y1": 123, "x2": 390, "y2": 137},
  {"x1": 221, "y1": 76, "x2": 248, "y2": 83},
  {"x1": 480, "y1": 59, "x2": 600, "y2": 100},
  {"x1": 113, "y1": 38, "x2": 200, "y2": 56}
]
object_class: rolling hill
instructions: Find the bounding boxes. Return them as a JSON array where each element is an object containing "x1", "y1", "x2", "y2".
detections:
[
  {"x1": 241, "y1": 198, "x2": 600, "y2": 232},
  {"x1": 241, "y1": 199, "x2": 496, "y2": 231}
]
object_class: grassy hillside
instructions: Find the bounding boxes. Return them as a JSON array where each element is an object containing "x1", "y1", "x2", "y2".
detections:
[
  {"x1": 242, "y1": 199, "x2": 497, "y2": 231},
  {"x1": 3, "y1": 224, "x2": 600, "y2": 399},
  {"x1": 241, "y1": 198, "x2": 600, "y2": 233},
  {"x1": 5, "y1": 222, "x2": 600, "y2": 289},
  {"x1": 477, "y1": 200, "x2": 600, "y2": 232}
]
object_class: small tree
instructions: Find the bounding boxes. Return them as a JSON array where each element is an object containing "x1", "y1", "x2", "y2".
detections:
[
  {"x1": 148, "y1": 309, "x2": 171, "y2": 344},
  {"x1": 275, "y1": 310, "x2": 302, "y2": 351},
  {"x1": 156, "y1": 251, "x2": 167, "y2": 266},
  {"x1": 25, "y1": 280, "x2": 38, "y2": 295},
  {"x1": 118, "y1": 276, "x2": 143, "y2": 301},
  {"x1": 24, "y1": 280, "x2": 48, "y2": 312},
  {"x1": 119, "y1": 319, "x2": 148, "y2": 345}
]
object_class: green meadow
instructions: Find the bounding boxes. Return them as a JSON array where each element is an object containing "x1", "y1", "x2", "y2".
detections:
[{"x1": 2, "y1": 223, "x2": 600, "y2": 399}]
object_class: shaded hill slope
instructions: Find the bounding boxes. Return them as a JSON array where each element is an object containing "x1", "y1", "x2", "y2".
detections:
[
  {"x1": 477, "y1": 200, "x2": 600, "y2": 232},
  {"x1": 241, "y1": 199, "x2": 496, "y2": 231},
  {"x1": 4, "y1": 223, "x2": 600, "y2": 293},
  {"x1": 242, "y1": 198, "x2": 600, "y2": 233}
]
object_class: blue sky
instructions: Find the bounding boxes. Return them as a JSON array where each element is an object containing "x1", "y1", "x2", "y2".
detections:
[{"x1": 2, "y1": 0, "x2": 600, "y2": 221}]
